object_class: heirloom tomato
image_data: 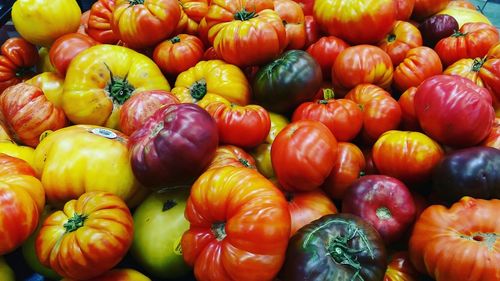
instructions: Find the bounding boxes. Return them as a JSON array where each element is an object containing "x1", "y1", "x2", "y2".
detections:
[
  {"x1": 49, "y1": 33, "x2": 98, "y2": 76},
  {"x1": 181, "y1": 167, "x2": 291, "y2": 281},
  {"x1": 112, "y1": 0, "x2": 181, "y2": 49},
  {"x1": 87, "y1": 0, "x2": 119, "y2": 44},
  {"x1": 345, "y1": 84, "x2": 402, "y2": 143},
  {"x1": 0, "y1": 37, "x2": 38, "y2": 93},
  {"x1": 273, "y1": 0, "x2": 306, "y2": 50},
  {"x1": 303, "y1": 15, "x2": 321, "y2": 48},
  {"x1": 206, "y1": 101, "x2": 271, "y2": 148},
  {"x1": 482, "y1": 117, "x2": 500, "y2": 149},
  {"x1": 36, "y1": 192, "x2": 134, "y2": 280},
  {"x1": 293, "y1": 0, "x2": 314, "y2": 15},
  {"x1": 33, "y1": 125, "x2": 146, "y2": 207},
  {"x1": 378, "y1": 21, "x2": 423, "y2": 67},
  {"x1": 12, "y1": 0, "x2": 81, "y2": 47},
  {"x1": 418, "y1": 14, "x2": 458, "y2": 47},
  {"x1": 395, "y1": 0, "x2": 415, "y2": 20},
  {"x1": 202, "y1": 47, "x2": 221, "y2": 61},
  {"x1": 0, "y1": 141, "x2": 35, "y2": 169},
  {"x1": 397, "y1": 87, "x2": 420, "y2": 131},
  {"x1": 0, "y1": 257, "x2": 14, "y2": 281},
  {"x1": 0, "y1": 83, "x2": 67, "y2": 147},
  {"x1": 63, "y1": 269, "x2": 151, "y2": 281},
  {"x1": 435, "y1": 22, "x2": 499, "y2": 67},
  {"x1": 409, "y1": 197, "x2": 500, "y2": 281},
  {"x1": 333, "y1": 45, "x2": 394, "y2": 95},
  {"x1": 131, "y1": 188, "x2": 191, "y2": 279},
  {"x1": 175, "y1": 0, "x2": 208, "y2": 35},
  {"x1": 207, "y1": 145, "x2": 257, "y2": 170},
  {"x1": 279, "y1": 214, "x2": 387, "y2": 281},
  {"x1": 306, "y1": 36, "x2": 350, "y2": 80},
  {"x1": 153, "y1": 34, "x2": 204, "y2": 76},
  {"x1": 172, "y1": 60, "x2": 250, "y2": 108},
  {"x1": 393, "y1": 46, "x2": 442, "y2": 93},
  {"x1": 321, "y1": 142, "x2": 366, "y2": 200},
  {"x1": 130, "y1": 103, "x2": 218, "y2": 188},
  {"x1": 36, "y1": 47, "x2": 55, "y2": 73},
  {"x1": 313, "y1": 0, "x2": 396, "y2": 45},
  {"x1": 272, "y1": 120, "x2": 338, "y2": 192},
  {"x1": 437, "y1": 6, "x2": 492, "y2": 27},
  {"x1": 119, "y1": 90, "x2": 179, "y2": 136},
  {"x1": 25, "y1": 72, "x2": 65, "y2": 109},
  {"x1": 411, "y1": 0, "x2": 450, "y2": 20},
  {"x1": 0, "y1": 154, "x2": 45, "y2": 255},
  {"x1": 205, "y1": 0, "x2": 287, "y2": 67},
  {"x1": 384, "y1": 252, "x2": 421, "y2": 281},
  {"x1": 0, "y1": 123, "x2": 11, "y2": 142},
  {"x1": 414, "y1": 75, "x2": 495, "y2": 147},
  {"x1": 62, "y1": 44, "x2": 169, "y2": 129}
]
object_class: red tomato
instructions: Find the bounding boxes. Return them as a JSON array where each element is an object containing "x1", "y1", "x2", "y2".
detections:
[
  {"x1": 435, "y1": 22, "x2": 500, "y2": 67},
  {"x1": 345, "y1": 84, "x2": 402, "y2": 143},
  {"x1": 333, "y1": 45, "x2": 394, "y2": 95},
  {"x1": 293, "y1": 0, "x2": 313, "y2": 15},
  {"x1": 0, "y1": 38, "x2": 38, "y2": 93},
  {"x1": 395, "y1": 0, "x2": 415, "y2": 20},
  {"x1": 273, "y1": 0, "x2": 306, "y2": 50},
  {"x1": 384, "y1": 252, "x2": 422, "y2": 281},
  {"x1": 321, "y1": 142, "x2": 366, "y2": 200},
  {"x1": 378, "y1": 21, "x2": 423, "y2": 66},
  {"x1": 202, "y1": 47, "x2": 221, "y2": 61},
  {"x1": 303, "y1": 15, "x2": 321, "y2": 49},
  {"x1": 481, "y1": 117, "x2": 500, "y2": 149},
  {"x1": 86, "y1": 0, "x2": 119, "y2": 44},
  {"x1": 393, "y1": 46, "x2": 443, "y2": 92},
  {"x1": 271, "y1": 120, "x2": 338, "y2": 192},
  {"x1": 398, "y1": 87, "x2": 420, "y2": 131},
  {"x1": 306, "y1": 36, "x2": 350, "y2": 80},
  {"x1": 412, "y1": 0, "x2": 450, "y2": 20},
  {"x1": 49, "y1": 33, "x2": 98, "y2": 76},
  {"x1": 206, "y1": 145, "x2": 257, "y2": 170},
  {"x1": 153, "y1": 34, "x2": 204, "y2": 76},
  {"x1": 78, "y1": 11, "x2": 90, "y2": 35},
  {"x1": 205, "y1": 102, "x2": 271, "y2": 148},
  {"x1": 119, "y1": 90, "x2": 180, "y2": 136}
]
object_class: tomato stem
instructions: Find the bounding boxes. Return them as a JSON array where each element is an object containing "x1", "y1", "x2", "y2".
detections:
[
  {"x1": 471, "y1": 58, "x2": 486, "y2": 72},
  {"x1": 63, "y1": 213, "x2": 87, "y2": 233},
  {"x1": 162, "y1": 200, "x2": 177, "y2": 212},
  {"x1": 284, "y1": 191, "x2": 294, "y2": 202},
  {"x1": 128, "y1": 0, "x2": 145, "y2": 5},
  {"x1": 238, "y1": 158, "x2": 253, "y2": 168},
  {"x1": 387, "y1": 34, "x2": 396, "y2": 42},
  {"x1": 234, "y1": 9, "x2": 258, "y2": 21},
  {"x1": 190, "y1": 79, "x2": 207, "y2": 100},
  {"x1": 326, "y1": 225, "x2": 366, "y2": 281},
  {"x1": 451, "y1": 30, "x2": 467, "y2": 37},
  {"x1": 104, "y1": 63, "x2": 135, "y2": 105},
  {"x1": 211, "y1": 222, "x2": 227, "y2": 241},
  {"x1": 375, "y1": 207, "x2": 392, "y2": 220},
  {"x1": 170, "y1": 36, "x2": 181, "y2": 44}
]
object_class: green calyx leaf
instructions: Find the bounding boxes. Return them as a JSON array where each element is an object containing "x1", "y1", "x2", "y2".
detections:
[
  {"x1": 234, "y1": 9, "x2": 258, "y2": 21},
  {"x1": 104, "y1": 63, "x2": 135, "y2": 105},
  {"x1": 63, "y1": 213, "x2": 88, "y2": 233},
  {"x1": 190, "y1": 79, "x2": 207, "y2": 100}
]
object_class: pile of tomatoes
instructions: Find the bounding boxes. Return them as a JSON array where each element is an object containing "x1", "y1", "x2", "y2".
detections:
[{"x1": 0, "y1": 0, "x2": 499, "y2": 280}]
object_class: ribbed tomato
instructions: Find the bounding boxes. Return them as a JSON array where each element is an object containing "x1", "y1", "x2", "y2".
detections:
[
  {"x1": 207, "y1": 145, "x2": 257, "y2": 170},
  {"x1": 86, "y1": 0, "x2": 119, "y2": 44},
  {"x1": 175, "y1": 0, "x2": 208, "y2": 35},
  {"x1": 0, "y1": 37, "x2": 39, "y2": 93},
  {"x1": 274, "y1": 0, "x2": 306, "y2": 50},
  {"x1": 153, "y1": 34, "x2": 204, "y2": 76},
  {"x1": 398, "y1": 87, "x2": 420, "y2": 131},
  {"x1": 378, "y1": 21, "x2": 423, "y2": 66},
  {"x1": 393, "y1": 46, "x2": 442, "y2": 92}
]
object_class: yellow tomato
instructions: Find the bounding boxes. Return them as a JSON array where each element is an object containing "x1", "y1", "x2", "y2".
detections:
[
  {"x1": 33, "y1": 125, "x2": 147, "y2": 207},
  {"x1": 0, "y1": 257, "x2": 15, "y2": 281},
  {"x1": 26, "y1": 72, "x2": 64, "y2": 108},
  {"x1": 0, "y1": 141, "x2": 36, "y2": 169},
  {"x1": 437, "y1": 7, "x2": 492, "y2": 28},
  {"x1": 12, "y1": 0, "x2": 81, "y2": 47},
  {"x1": 62, "y1": 44, "x2": 170, "y2": 129},
  {"x1": 36, "y1": 47, "x2": 56, "y2": 73}
]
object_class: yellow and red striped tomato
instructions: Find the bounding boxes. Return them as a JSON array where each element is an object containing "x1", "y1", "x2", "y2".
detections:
[
  {"x1": 378, "y1": 21, "x2": 423, "y2": 66},
  {"x1": 207, "y1": 145, "x2": 257, "y2": 170},
  {"x1": 175, "y1": 0, "x2": 209, "y2": 35}
]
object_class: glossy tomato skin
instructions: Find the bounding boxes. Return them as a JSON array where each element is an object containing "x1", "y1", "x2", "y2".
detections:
[
  {"x1": 272, "y1": 120, "x2": 338, "y2": 192},
  {"x1": 395, "y1": 0, "x2": 415, "y2": 20},
  {"x1": 153, "y1": 34, "x2": 204, "y2": 76},
  {"x1": 418, "y1": 14, "x2": 458, "y2": 47},
  {"x1": 279, "y1": 213, "x2": 387, "y2": 281},
  {"x1": 207, "y1": 145, "x2": 257, "y2": 170},
  {"x1": 130, "y1": 103, "x2": 218, "y2": 189},
  {"x1": 432, "y1": 147, "x2": 500, "y2": 203},
  {"x1": 49, "y1": 33, "x2": 98, "y2": 76},
  {"x1": 86, "y1": 0, "x2": 119, "y2": 44},
  {"x1": 398, "y1": 87, "x2": 420, "y2": 131},
  {"x1": 303, "y1": 15, "x2": 321, "y2": 48},
  {"x1": 306, "y1": 36, "x2": 350, "y2": 80},
  {"x1": 411, "y1": 0, "x2": 450, "y2": 20},
  {"x1": 175, "y1": 0, "x2": 209, "y2": 35},
  {"x1": 409, "y1": 197, "x2": 500, "y2": 281},
  {"x1": 253, "y1": 50, "x2": 322, "y2": 114},
  {"x1": 35, "y1": 192, "x2": 134, "y2": 280},
  {"x1": 384, "y1": 252, "x2": 421, "y2": 281},
  {"x1": 181, "y1": 167, "x2": 291, "y2": 281},
  {"x1": 482, "y1": 117, "x2": 500, "y2": 149},
  {"x1": 314, "y1": 0, "x2": 396, "y2": 45},
  {"x1": 0, "y1": 37, "x2": 39, "y2": 93},
  {"x1": 443, "y1": 58, "x2": 486, "y2": 88},
  {"x1": 393, "y1": 46, "x2": 442, "y2": 92},
  {"x1": 378, "y1": 21, "x2": 423, "y2": 67},
  {"x1": 414, "y1": 75, "x2": 495, "y2": 147},
  {"x1": 342, "y1": 175, "x2": 416, "y2": 244},
  {"x1": 274, "y1": 0, "x2": 306, "y2": 50}
]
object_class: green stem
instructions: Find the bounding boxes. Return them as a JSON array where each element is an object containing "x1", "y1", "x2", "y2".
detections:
[
  {"x1": 170, "y1": 36, "x2": 181, "y2": 44},
  {"x1": 239, "y1": 158, "x2": 253, "y2": 168},
  {"x1": 387, "y1": 34, "x2": 396, "y2": 42},
  {"x1": 376, "y1": 207, "x2": 392, "y2": 220},
  {"x1": 104, "y1": 63, "x2": 134, "y2": 105},
  {"x1": 162, "y1": 200, "x2": 177, "y2": 212},
  {"x1": 128, "y1": 0, "x2": 144, "y2": 5},
  {"x1": 471, "y1": 58, "x2": 486, "y2": 72},
  {"x1": 326, "y1": 226, "x2": 366, "y2": 281},
  {"x1": 451, "y1": 30, "x2": 467, "y2": 38},
  {"x1": 211, "y1": 222, "x2": 227, "y2": 241},
  {"x1": 63, "y1": 213, "x2": 87, "y2": 233},
  {"x1": 190, "y1": 79, "x2": 207, "y2": 100},
  {"x1": 234, "y1": 9, "x2": 257, "y2": 21}
]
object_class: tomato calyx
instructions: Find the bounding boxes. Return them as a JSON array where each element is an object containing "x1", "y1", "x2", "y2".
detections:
[
  {"x1": 325, "y1": 225, "x2": 365, "y2": 280},
  {"x1": 162, "y1": 199, "x2": 177, "y2": 211},
  {"x1": 239, "y1": 158, "x2": 254, "y2": 168},
  {"x1": 284, "y1": 191, "x2": 294, "y2": 202},
  {"x1": 15, "y1": 66, "x2": 32, "y2": 78},
  {"x1": 375, "y1": 206, "x2": 392, "y2": 220},
  {"x1": 461, "y1": 232, "x2": 498, "y2": 250},
  {"x1": 190, "y1": 79, "x2": 207, "y2": 100},
  {"x1": 170, "y1": 36, "x2": 181, "y2": 44},
  {"x1": 234, "y1": 9, "x2": 258, "y2": 21},
  {"x1": 63, "y1": 213, "x2": 87, "y2": 233},
  {"x1": 451, "y1": 30, "x2": 467, "y2": 38},
  {"x1": 128, "y1": 0, "x2": 145, "y2": 5},
  {"x1": 318, "y1": 88, "x2": 335, "y2": 104},
  {"x1": 387, "y1": 34, "x2": 396, "y2": 43},
  {"x1": 104, "y1": 64, "x2": 135, "y2": 105},
  {"x1": 211, "y1": 222, "x2": 227, "y2": 241},
  {"x1": 471, "y1": 58, "x2": 486, "y2": 72}
]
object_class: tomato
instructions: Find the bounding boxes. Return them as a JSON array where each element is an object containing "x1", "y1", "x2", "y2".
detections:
[
  {"x1": 482, "y1": 117, "x2": 500, "y2": 149},
  {"x1": 202, "y1": 47, "x2": 221, "y2": 61},
  {"x1": 12, "y1": 0, "x2": 81, "y2": 47},
  {"x1": 206, "y1": 102, "x2": 271, "y2": 148},
  {"x1": 443, "y1": 58, "x2": 486, "y2": 88},
  {"x1": 153, "y1": 34, "x2": 204, "y2": 76},
  {"x1": 333, "y1": 45, "x2": 394, "y2": 95},
  {"x1": 314, "y1": 0, "x2": 396, "y2": 45},
  {"x1": 182, "y1": 167, "x2": 291, "y2": 281},
  {"x1": 279, "y1": 213, "x2": 387, "y2": 281},
  {"x1": 207, "y1": 145, "x2": 257, "y2": 170},
  {"x1": 272, "y1": 120, "x2": 337, "y2": 192},
  {"x1": 253, "y1": 50, "x2": 322, "y2": 114},
  {"x1": 36, "y1": 192, "x2": 133, "y2": 280},
  {"x1": 112, "y1": 0, "x2": 181, "y2": 49},
  {"x1": 395, "y1": 0, "x2": 415, "y2": 20},
  {"x1": 62, "y1": 44, "x2": 170, "y2": 129},
  {"x1": 119, "y1": 90, "x2": 179, "y2": 136},
  {"x1": 0, "y1": 141, "x2": 35, "y2": 169},
  {"x1": 284, "y1": 188, "x2": 338, "y2": 236},
  {"x1": 378, "y1": 21, "x2": 423, "y2": 67},
  {"x1": 49, "y1": 33, "x2": 98, "y2": 76},
  {"x1": 418, "y1": 14, "x2": 459, "y2": 47},
  {"x1": 0, "y1": 122, "x2": 11, "y2": 142},
  {"x1": 36, "y1": 47, "x2": 55, "y2": 73},
  {"x1": 306, "y1": 36, "x2": 350, "y2": 80},
  {"x1": 435, "y1": 22, "x2": 499, "y2": 67},
  {"x1": 414, "y1": 75, "x2": 495, "y2": 147},
  {"x1": 78, "y1": 11, "x2": 90, "y2": 35},
  {"x1": 393, "y1": 46, "x2": 442, "y2": 92},
  {"x1": 303, "y1": 15, "x2": 321, "y2": 48},
  {"x1": 437, "y1": 6, "x2": 492, "y2": 28},
  {"x1": 274, "y1": 0, "x2": 306, "y2": 50},
  {"x1": 205, "y1": 0, "x2": 286, "y2": 67},
  {"x1": 321, "y1": 142, "x2": 366, "y2": 200},
  {"x1": 409, "y1": 197, "x2": 500, "y2": 281},
  {"x1": 87, "y1": 0, "x2": 119, "y2": 44},
  {"x1": 345, "y1": 84, "x2": 402, "y2": 143},
  {"x1": 293, "y1": 0, "x2": 314, "y2": 15},
  {"x1": 25, "y1": 72, "x2": 65, "y2": 109},
  {"x1": 131, "y1": 188, "x2": 191, "y2": 279},
  {"x1": 0, "y1": 257, "x2": 14, "y2": 281},
  {"x1": 384, "y1": 252, "x2": 421, "y2": 281},
  {"x1": 411, "y1": 0, "x2": 450, "y2": 20},
  {"x1": 447, "y1": 0, "x2": 476, "y2": 9},
  {"x1": 0, "y1": 83, "x2": 67, "y2": 147},
  {"x1": 172, "y1": 60, "x2": 250, "y2": 108},
  {"x1": 130, "y1": 103, "x2": 218, "y2": 188},
  {"x1": 398, "y1": 87, "x2": 420, "y2": 131},
  {"x1": 175, "y1": 0, "x2": 208, "y2": 35},
  {"x1": 63, "y1": 269, "x2": 151, "y2": 281},
  {"x1": 0, "y1": 37, "x2": 38, "y2": 94}
]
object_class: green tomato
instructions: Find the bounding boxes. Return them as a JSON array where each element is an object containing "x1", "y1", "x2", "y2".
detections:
[
  {"x1": 0, "y1": 256, "x2": 15, "y2": 281},
  {"x1": 132, "y1": 187, "x2": 191, "y2": 279}
]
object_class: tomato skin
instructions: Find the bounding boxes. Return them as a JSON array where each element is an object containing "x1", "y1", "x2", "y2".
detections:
[
  {"x1": 314, "y1": 0, "x2": 396, "y2": 45},
  {"x1": 437, "y1": 6, "x2": 492, "y2": 28},
  {"x1": 395, "y1": 0, "x2": 415, "y2": 20},
  {"x1": 393, "y1": 46, "x2": 443, "y2": 92},
  {"x1": 0, "y1": 38, "x2": 39, "y2": 93},
  {"x1": 63, "y1": 269, "x2": 151, "y2": 281},
  {"x1": 418, "y1": 14, "x2": 458, "y2": 47},
  {"x1": 35, "y1": 192, "x2": 134, "y2": 280},
  {"x1": 378, "y1": 21, "x2": 423, "y2": 67},
  {"x1": 272, "y1": 120, "x2": 338, "y2": 192},
  {"x1": 398, "y1": 87, "x2": 420, "y2": 131},
  {"x1": 443, "y1": 58, "x2": 486, "y2": 88},
  {"x1": 87, "y1": 0, "x2": 119, "y2": 44},
  {"x1": 207, "y1": 145, "x2": 257, "y2": 170},
  {"x1": 411, "y1": 0, "x2": 450, "y2": 20},
  {"x1": 414, "y1": 75, "x2": 495, "y2": 147},
  {"x1": 153, "y1": 34, "x2": 204, "y2": 76},
  {"x1": 181, "y1": 167, "x2": 291, "y2": 281},
  {"x1": 303, "y1": 15, "x2": 321, "y2": 48},
  {"x1": 481, "y1": 117, "x2": 500, "y2": 149},
  {"x1": 409, "y1": 197, "x2": 500, "y2": 281},
  {"x1": 274, "y1": 0, "x2": 306, "y2": 50},
  {"x1": 306, "y1": 36, "x2": 350, "y2": 80},
  {"x1": 333, "y1": 45, "x2": 394, "y2": 95},
  {"x1": 447, "y1": 0, "x2": 476, "y2": 9},
  {"x1": 175, "y1": 0, "x2": 208, "y2": 35},
  {"x1": 49, "y1": 33, "x2": 98, "y2": 76},
  {"x1": 384, "y1": 252, "x2": 421, "y2": 281}
]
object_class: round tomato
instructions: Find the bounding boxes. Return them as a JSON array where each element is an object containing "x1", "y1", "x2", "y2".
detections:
[
  {"x1": 306, "y1": 36, "x2": 350, "y2": 80},
  {"x1": 153, "y1": 34, "x2": 204, "y2": 76},
  {"x1": 418, "y1": 14, "x2": 459, "y2": 47},
  {"x1": 273, "y1": 0, "x2": 306, "y2": 50},
  {"x1": 86, "y1": 0, "x2": 119, "y2": 44},
  {"x1": 398, "y1": 87, "x2": 420, "y2": 131},
  {"x1": 411, "y1": 0, "x2": 450, "y2": 20},
  {"x1": 49, "y1": 33, "x2": 98, "y2": 76},
  {"x1": 378, "y1": 21, "x2": 423, "y2": 67},
  {"x1": 207, "y1": 145, "x2": 257, "y2": 170},
  {"x1": 0, "y1": 37, "x2": 39, "y2": 93}
]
